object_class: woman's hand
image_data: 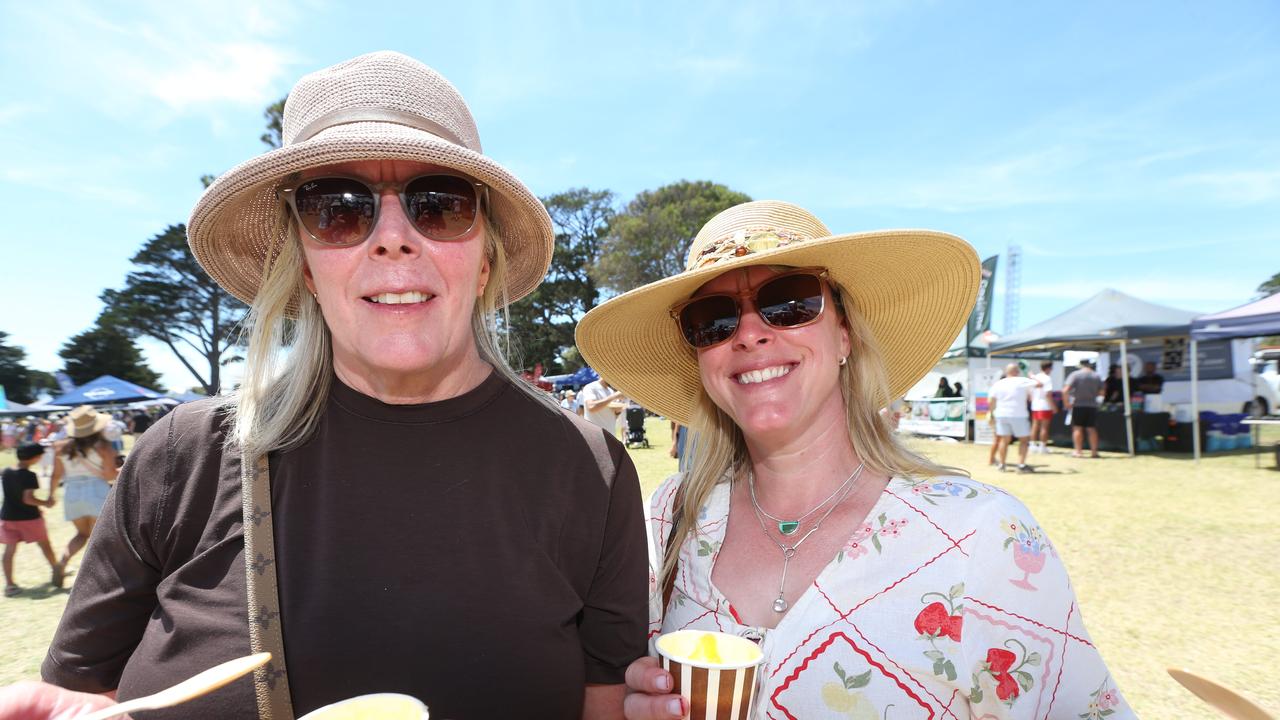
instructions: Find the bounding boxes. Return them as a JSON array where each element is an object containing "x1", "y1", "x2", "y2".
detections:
[
  {"x1": 0, "y1": 680, "x2": 120, "y2": 719},
  {"x1": 623, "y1": 657, "x2": 687, "y2": 719}
]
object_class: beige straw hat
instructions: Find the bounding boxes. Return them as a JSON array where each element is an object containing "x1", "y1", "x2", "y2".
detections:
[
  {"x1": 65, "y1": 405, "x2": 111, "y2": 439},
  {"x1": 188, "y1": 51, "x2": 554, "y2": 308},
  {"x1": 575, "y1": 201, "x2": 980, "y2": 426}
]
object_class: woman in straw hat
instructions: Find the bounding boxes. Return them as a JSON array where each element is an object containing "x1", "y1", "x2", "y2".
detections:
[
  {"x1": 28, "y1": 52, "x2": 646, "y2": 720},
  {"x1": 576, "y1": 202, "x2": 1132, "y2": 719},
  {"x1": 50, "y1": 405, "x2": 118, "y2": 574}
]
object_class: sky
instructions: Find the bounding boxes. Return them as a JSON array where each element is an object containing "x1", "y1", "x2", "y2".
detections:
[{"x1": 1, "y1": 0, "x2": 1277, "y2": 394}]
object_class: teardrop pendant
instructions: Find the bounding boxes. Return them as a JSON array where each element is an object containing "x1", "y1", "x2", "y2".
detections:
[
  {"x1": 773, "y1": 596, "x2": 789, "y2": 612},
  {"x1": 778, "y1": 520, "x2": 800, "y2": 536}
]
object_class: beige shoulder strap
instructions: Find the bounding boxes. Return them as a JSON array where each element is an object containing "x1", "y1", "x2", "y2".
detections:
[{"x1": 242, "y1": 452, "x2": 295, "y2": 719}]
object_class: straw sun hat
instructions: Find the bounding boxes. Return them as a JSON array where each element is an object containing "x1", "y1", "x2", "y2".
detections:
[
  {"x1": 65, "y1": 405, "x2": 111, "y2": 439},
  {"x1": 188, "y1": 51, "x2": 554, "y2": 309},
  {"x1": 575, "y1": 201, "x2": 980, "y2": 427}
]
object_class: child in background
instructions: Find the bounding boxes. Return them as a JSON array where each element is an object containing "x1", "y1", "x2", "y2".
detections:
[{"x1": 2, "y1": 443, "x2": 63, "y2": 596}]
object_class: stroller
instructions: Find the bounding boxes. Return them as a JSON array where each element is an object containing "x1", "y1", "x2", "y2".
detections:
[{"x1": 624, "y1": 406, "x2": 650, "y2": 449}]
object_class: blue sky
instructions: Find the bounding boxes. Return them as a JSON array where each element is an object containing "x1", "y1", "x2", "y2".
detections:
[{"x1": 1, "y1": 0, "x2": 1277, "y2": 392}]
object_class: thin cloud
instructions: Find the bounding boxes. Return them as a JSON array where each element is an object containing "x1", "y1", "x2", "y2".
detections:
[{"x1": 1175, "y1": 169, "x2": 1280, "y2": 206}]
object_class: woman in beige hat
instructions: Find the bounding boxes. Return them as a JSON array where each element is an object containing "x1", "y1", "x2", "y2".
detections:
[
  {"x1": 50, "y1": 405, "x2": 118, "y2": 572},
  {"x1": 30, "y1": 52, "x2": 646, "y2": 720},
  {"x1": 576, "y1": 201, "x2": 1132, "y2": 719}
]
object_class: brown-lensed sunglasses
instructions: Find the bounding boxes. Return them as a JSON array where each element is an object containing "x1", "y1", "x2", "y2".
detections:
[
  {"x1": 277, "y1": 173, "x2": 488, "y2": 247},
  {"x1": 670, "y1": 268, "x2": 831, "y2": 349}
]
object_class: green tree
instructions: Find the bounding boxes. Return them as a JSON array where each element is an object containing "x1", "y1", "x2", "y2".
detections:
[
  {"x1": 0, "y1": 331, "x2": 35, "y2": 404},
  {"x1": 59, "y1": 323, "x2": 164, "y2": 391},
  {"x1": 593, "y1": 180, "x2": 751, "y2": 294},
  {"x1": 505, "y1": 188, "x2": 615, "y2": 371},
  {"x1": 1258, "y1": 271, "x2": 1280, "y2": 298},
  {"x1": 262, "y1": 97, "x2": 286, "y2": 149},
  {"x1": 100, "y1": 223, "x2": 248, "y2": 395}
]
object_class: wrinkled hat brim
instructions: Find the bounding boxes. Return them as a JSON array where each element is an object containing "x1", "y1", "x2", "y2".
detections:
[
  {"x1": 575, "y1": 229, "x2": 980, "y2": 427},
  {"x1": 188, "y1": 121, "x2": 553, "y2": 312}
]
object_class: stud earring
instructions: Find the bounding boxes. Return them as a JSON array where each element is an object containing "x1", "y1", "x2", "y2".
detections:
[{"x1": 839, "y1": 356, "x2": 848, "y2": 366}]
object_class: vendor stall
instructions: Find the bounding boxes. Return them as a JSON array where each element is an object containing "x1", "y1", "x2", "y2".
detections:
[
  {"x1": 1190, "y1": 291, "x2": 1280, "y2": 462},
  {"x1": 989, "y1": 289, "x2": 1199, "y2": 455}
]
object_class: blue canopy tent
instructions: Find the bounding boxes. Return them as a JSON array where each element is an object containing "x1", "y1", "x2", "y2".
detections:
[
  {"x1": 50, "y1": 375, "x2": 164, "y2": 406},
  {"x1": 1189, "y1": 292, "x2": 1280, "y2": 461}
]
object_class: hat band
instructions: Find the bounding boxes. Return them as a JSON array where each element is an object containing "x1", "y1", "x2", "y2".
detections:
[{"x1": 292, "y1": 107, "x2": 472, "y2": 149}]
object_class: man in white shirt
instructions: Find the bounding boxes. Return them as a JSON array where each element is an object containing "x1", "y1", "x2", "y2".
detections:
[
  {"x1": 580, "y1": 377, "x2": 624, "y2": 433},
  {"x1": 1029, "y1": 360, "x2": 1057, "y2": 454},
  {"x1": 987, "y1": 363, "x2": 1043, "y2": 472}
]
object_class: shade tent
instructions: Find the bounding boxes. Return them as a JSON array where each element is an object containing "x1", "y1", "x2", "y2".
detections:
[
  {"x1": 1188, "y1": 292, "x2": 1280, "y2": 461},
  {"x1": 50, "y1": 375, "x2": 164, "y2": 406},
  {"x1": 989, "y1": 289, "x2": 1200, "y2": 456},
  {"x1": 1190, "y1": 292, "x2": 1280, "y2": 341},
  {"x1": 989, "y1": 289, "x2": 1200, "y2": 354}
]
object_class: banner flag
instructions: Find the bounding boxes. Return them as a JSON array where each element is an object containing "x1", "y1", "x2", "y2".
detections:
[
  {"x1": 966, "y1": 255, "x2": 998, "y2": 342},
  {"x1": 55, "y1": 372, "x2": 76, "y2": 394}
]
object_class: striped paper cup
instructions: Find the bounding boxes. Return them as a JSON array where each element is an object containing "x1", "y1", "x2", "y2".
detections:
[{"x1": 656, "y1": 630, "x2": 764, "y2": 720}]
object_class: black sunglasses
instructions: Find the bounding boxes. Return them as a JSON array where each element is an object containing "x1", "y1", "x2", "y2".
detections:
[
  {"x1": 670, "y1": 268, "x2": 830, "y2": 349},
  {"x1": 278, "y1": 174, "x2": 487, "y2": 246}
]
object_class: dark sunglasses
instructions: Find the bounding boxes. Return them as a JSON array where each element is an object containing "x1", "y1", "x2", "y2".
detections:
[
  {"x1": 277, "y1": 174, "x2": 487, "y2": 246},
  {"x1": 670, "y1": 268, "x2": 830, "y2": 349}
]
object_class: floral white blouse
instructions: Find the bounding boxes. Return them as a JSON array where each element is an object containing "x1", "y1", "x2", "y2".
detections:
[{"x1": 648, "y1": 474, "x2": 1135, "y2": 719}]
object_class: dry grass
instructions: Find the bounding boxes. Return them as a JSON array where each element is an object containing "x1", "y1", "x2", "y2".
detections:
[{"x1": 3, "y1": 421, "x2": 1277, "y2": 718}]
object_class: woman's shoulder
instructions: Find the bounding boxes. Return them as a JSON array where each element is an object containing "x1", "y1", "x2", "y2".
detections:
[
  {"x1": 649, "y1": 472, "x2": 686, "y2": 515},
  {"x1": 890, "y1": 474, "x2": 1035, "y2": 523}
]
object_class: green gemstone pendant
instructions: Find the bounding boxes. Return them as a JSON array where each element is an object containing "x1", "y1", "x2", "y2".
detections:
[{"x1": 778, "y1": 521, "x2": 800, "y2": 536}]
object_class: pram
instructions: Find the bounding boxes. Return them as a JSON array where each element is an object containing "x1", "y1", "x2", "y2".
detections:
[{"x1": 624, "y1": 406, "x2": 650, "y2": 449}]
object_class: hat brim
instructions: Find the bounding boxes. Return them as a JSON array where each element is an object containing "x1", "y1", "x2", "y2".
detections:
[
  {"x1": 575, "y1": 229, "x2": 980, "y2": 427},
  {"x1": 188, "y1": 121, "x2": 554, "y2": 311}
]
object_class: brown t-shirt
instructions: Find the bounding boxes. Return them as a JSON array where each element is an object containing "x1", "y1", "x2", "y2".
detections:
[{"x1": 42, "y1": 371, "x2": 647, "y2": 719}]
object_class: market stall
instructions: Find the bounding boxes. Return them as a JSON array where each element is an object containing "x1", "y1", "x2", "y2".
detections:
[
  {"x1": 1190, "y1": 291, "x2": 1280, "y2": 463},
  {"x1": 989, "y1": 289, "x2": 1200, "y2": 455}
]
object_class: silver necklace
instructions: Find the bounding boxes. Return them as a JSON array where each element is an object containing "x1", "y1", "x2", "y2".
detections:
[
  {"x1": 749, "y1": 464, "x2": 862, "y2": 536},
  {"x1": 747, "y1": 463, "x2": 866, "y2": 612}
]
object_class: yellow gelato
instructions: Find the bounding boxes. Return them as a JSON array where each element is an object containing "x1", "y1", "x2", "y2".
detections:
[{"x1": 656, "y1": 630, "x2": 763, "y2": 667}]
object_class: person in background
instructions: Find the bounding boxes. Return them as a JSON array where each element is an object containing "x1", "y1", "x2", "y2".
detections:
[
  {"x1": 934, "y1": 377, "x2": 956, "y2": 397},
  {"x1": 1029, "y1": 360, "x2": 1057, "y2": 454},
  {"x1": 953, "y1": 380, "x2": 964, "y2": 397},
  {"x1": 1135, "y1": 361, "x2": 1164, "y2": 395},
  {"x1": 581, "y1": 376, "x2": 624, "y2": 433},
  {"x1": 1064, "y1": 359, "x2": 1103, "y2": 458},
  {"x1": 1102, "y1": 365, "x2": 1124, "y2": 405},
  {"x1": 987, "y1": 363, "x2": 1042, "y2": 472},
  {"x1": 52, "y1": 406, "x2": 119, "y2": 571},
  {"x1": 560, "y1": 389, "x2": 577, "y2": 411},
  {"x1": 129, "y1": 408, "x2": 153, "y2": 435},
  {"x1": 104, "y1": 414, "x2": 126, "y2": 453},
  {"x1": 2, "y1": 444, "x2": 63, "y2": 596}
]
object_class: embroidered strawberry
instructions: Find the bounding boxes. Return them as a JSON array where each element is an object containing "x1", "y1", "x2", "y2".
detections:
[
  {"x1": 985, "y1": 647, "x2": 1016, "y2": 674},
  {"x1": 914, "y1": 602, "x2": 949, "y2": 636},
  {"x1": 941, "y1": 613, "x2": 963, "y2": 642},
  {"x1": 995, "y1": 670, "x2": 1020, "y2": 701}
]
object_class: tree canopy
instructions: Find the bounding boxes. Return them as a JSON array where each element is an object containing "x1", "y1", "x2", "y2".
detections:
[
  {"x1": 505, "y1": 188, "x2": 615, "y2": 372},
  {"x1": 592, "y1": 180, "x2": 751, "y2": 295},
  {"x1": 0, "y1": 331, "x2": 35, "y2": 404},
  {"x1": 59, "y1": 322, "x2": 163, "y2": 391},
  {"x1": 100, "y1": 223, "x2": 248, "y2": 395}
]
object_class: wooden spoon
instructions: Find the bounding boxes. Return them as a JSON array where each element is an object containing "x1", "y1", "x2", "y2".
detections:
[
  {"x1": 79, "y1": 652, "x2": 272, "y2": 720},
  {"x1": 1167, "y1": 668, "x2": 1274, "y2": 720}
]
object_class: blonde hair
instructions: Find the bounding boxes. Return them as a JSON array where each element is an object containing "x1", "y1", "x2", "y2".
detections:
[
  {"x1": 659, "y1": 279, "x2": 966, "y2": 589},
  {"x1": 224, "y1": 210, "x2": 554, "y2": 459}
]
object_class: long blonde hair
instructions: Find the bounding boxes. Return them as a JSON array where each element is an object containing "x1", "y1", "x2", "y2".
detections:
[
  {"x1": 223, "y1": 209, "x2": 554, "y2": 459},
  {"x1": 659, "y1": 280, "x2": 966, "y2": 588}
]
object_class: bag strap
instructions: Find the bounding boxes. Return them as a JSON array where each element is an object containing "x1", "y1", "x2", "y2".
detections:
[
  {"x1": 241, "y1": 452, "x2": 295, "y2": 720},
  {"x1": 661, "y1": 489, "x2": 684, "y2": 613}
]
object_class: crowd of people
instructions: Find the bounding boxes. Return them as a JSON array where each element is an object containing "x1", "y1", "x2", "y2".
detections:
[{"x1": 0, "y1": 51, "x2": 1133, "y2": 720}]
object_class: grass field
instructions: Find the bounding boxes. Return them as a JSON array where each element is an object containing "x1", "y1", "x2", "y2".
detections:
[{"x1": 3, "y1": 420, "x2": 1277, "y2": 717}]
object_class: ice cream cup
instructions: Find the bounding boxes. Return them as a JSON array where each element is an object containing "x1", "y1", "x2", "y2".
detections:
[
  {"x1": 297, "y1": 693, "x2": 428, "y2": 719},
  {"x1": 656, "y1": 629, "x2": 764, "y2": 720}
]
